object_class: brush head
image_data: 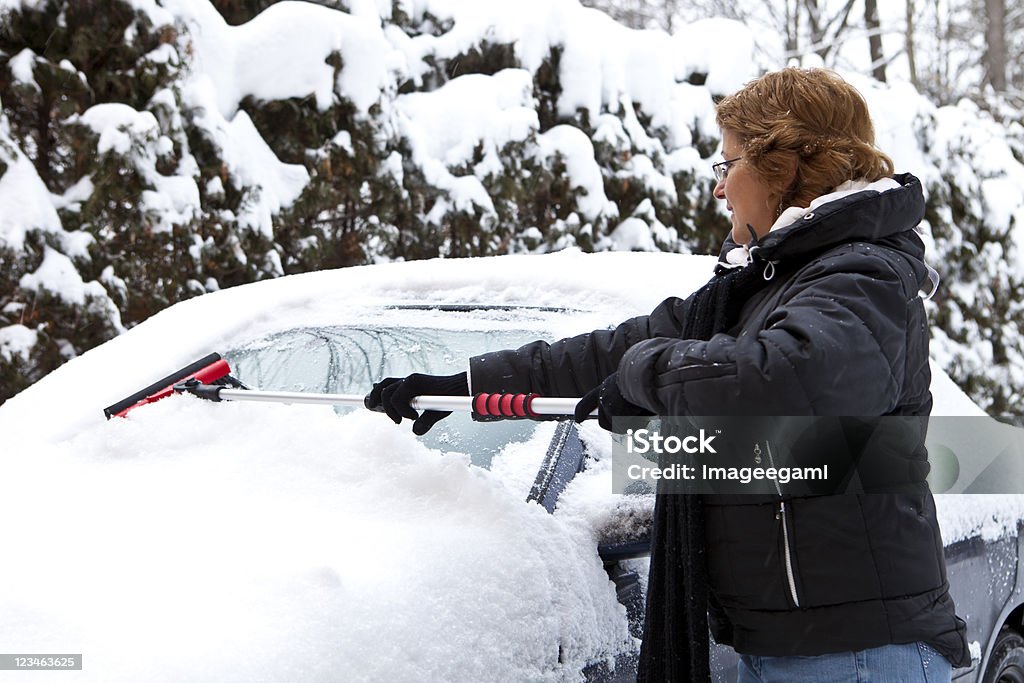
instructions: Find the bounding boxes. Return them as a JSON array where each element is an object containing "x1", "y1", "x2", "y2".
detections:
[{"x1": 104, "y1": 353, "x2": 232, "y2": 419}]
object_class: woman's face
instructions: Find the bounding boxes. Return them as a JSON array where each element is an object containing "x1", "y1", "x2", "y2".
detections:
[{"x1": 714, "y1": 130, "x2": 777, "y2": 245}]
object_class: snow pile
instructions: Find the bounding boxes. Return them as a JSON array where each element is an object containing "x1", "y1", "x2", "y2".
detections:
[{"x1": 0, "y1": 400, "x2": 629, "y2": 682}]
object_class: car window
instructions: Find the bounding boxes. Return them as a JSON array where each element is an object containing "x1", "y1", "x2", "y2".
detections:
[{"x1": 224, "y1": 324, "x2": 548, "y2": 468}]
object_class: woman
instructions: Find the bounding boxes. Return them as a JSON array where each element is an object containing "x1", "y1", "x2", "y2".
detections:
[{"x1": 366, "y1": 68, "x2": 969, "y2": 682}]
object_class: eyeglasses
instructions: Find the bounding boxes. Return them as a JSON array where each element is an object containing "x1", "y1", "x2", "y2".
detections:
[{"x1": 712, "y1": 156, "x2": 742, "y2": 183}]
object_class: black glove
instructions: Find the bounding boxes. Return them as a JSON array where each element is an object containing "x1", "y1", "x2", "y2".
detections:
[
  {"x1": 364, "y1": 372, "x2": 469, "y2": 436},
  {"x1": 574, "y1": 373, "x2": 653, "y2": 433}
]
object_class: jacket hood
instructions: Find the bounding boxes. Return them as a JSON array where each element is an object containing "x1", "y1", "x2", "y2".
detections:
[
  {"x1": 719, "y1": 173, "x2": 930, "y2": 288},
  {"x1": 756, "y1": 173, "x2": 926, "y2": 262}
]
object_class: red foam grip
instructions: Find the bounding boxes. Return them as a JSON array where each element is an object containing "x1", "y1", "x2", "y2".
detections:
[
  {"x1": 472, "y1": 392, "x2": 540, "y2": 419},
  {"x1": 512, "y1": 394, "x2": 527, "y2": 417}
]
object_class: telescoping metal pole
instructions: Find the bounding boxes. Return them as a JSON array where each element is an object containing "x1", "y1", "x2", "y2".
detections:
[
  {"x1": 180, "y1": 383, "x2": 593, "y2": 418},
  {"x1": 104, "y1": 352, "x2": 597, "y2": 420}
]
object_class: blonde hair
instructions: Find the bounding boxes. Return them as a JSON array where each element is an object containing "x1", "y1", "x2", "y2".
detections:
[{"x1": 715, "y1": 68, "x2": 894, "y2": 209}]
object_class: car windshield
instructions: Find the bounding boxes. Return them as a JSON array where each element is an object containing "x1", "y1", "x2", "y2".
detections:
[{"x1": 223, "y1": 316, "x2": 553, "y2": 468}]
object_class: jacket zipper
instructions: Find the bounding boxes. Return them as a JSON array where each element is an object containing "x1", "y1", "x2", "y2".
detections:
[{"x1": 764, "y1": 440, "x2": 800, "y2": 608}]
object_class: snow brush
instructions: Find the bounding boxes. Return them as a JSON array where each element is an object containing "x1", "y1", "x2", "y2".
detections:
[{"x1": 104, "y1": 353, "x2": 590, "y2": 420}]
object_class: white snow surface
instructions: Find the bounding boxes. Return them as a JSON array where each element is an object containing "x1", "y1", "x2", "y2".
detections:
[
  {"x1": 0, "y1": 130, "x2": 63, "y2": 252},
  {"x1": 0, "y1": 323, "x2": 37, "y2": 362},
  {"x1": 77, "y1": 103, "x2": 160, "y2": 155},
  {"x1": 0, "y1": 251, "x2": 709, "y2": 682},
  {"x1": 2, "y1": 250, "x2": 1021, "y2": 680},
  {"x1": 535, "y1": 125, "x2": 617, "y2": 222},
  {"x1": 2, "y1": 403, "x2": 624, "y2": 682},
  {"x1": 163, "y1": 0, "x2": 395, "y2": 117},
  {"x1": 18, "y1": 247, "x2": 103, "y2": 307}
]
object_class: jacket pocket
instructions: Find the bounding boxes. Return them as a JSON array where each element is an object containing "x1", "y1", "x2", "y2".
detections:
[
  {"x1": 704, "y1": 501, "x2": 792, "y2": 611},
  {"x1": 787, "y1": 495, "x2": 879, "y2": 606}
]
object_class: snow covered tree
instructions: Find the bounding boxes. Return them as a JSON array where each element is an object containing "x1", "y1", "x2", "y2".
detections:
[
  {"x1": 919, "y1": 99, "x2": 1024, "y2": 415},
  {"x1": 0, "y1": 1, "x2": 137, "y2": 398}
]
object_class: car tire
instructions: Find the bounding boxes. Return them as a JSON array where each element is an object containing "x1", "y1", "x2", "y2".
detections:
[{"x1": 984, "y1": 627, "x2": 1024, "y2": 683}]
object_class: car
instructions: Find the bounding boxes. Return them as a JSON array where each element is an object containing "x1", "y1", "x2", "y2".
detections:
[{"x1": 1, "y1": 250, "x2": 1022, "y2": 682}]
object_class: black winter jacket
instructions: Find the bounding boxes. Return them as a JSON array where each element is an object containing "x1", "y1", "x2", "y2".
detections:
[{"x1": 469, "y1": 174, "x2": 970, "y2": 666}]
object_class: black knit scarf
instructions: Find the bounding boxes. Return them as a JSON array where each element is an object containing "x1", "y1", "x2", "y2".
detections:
[{"x1": 636, "y1": 254, "x2": 777, "y2": 683}]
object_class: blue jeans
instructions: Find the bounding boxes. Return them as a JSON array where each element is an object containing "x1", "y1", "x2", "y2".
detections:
[{"x1": 736, "y1": 642, "x2": 952, "y2": 682}]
